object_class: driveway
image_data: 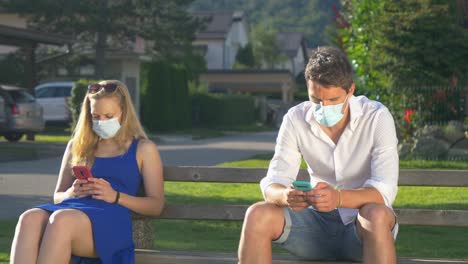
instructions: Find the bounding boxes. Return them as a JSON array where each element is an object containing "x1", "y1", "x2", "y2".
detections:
[{"x1": 0, "y1": 131, "x2": 277, "y2": 219}]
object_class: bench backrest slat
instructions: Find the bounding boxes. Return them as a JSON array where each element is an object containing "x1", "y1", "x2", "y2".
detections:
[
  {"x1": 158, "y1": 204, "x2": 468, "y2": 227},
  {"x1": 164, "y1": 167, "x2": 468, "y2": 186}
]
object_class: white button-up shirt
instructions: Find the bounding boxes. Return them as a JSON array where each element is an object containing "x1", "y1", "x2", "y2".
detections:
[{"x1": 260, "y1": 95, "x2": 399, "y2": 225}]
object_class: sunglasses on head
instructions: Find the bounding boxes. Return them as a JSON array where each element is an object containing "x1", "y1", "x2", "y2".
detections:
[{"x1": 87, "y1": 83, "x2": 118, "y2": 94}]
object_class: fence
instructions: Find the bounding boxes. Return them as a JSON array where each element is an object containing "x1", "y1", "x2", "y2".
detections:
[
  {"x1": 384, "y1": 85, "x2": 468, "y2": 161},
  {"x1": 390, "y1": 85, "x2": 467, "y2": 125}
]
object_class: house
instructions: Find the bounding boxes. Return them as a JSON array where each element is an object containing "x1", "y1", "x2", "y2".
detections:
[
  {"x1": 192, "y1": 11, "x2": 249, "y2": 70},
  {"x1": 274, "y1": 32, "x2": 309, "y2": 78}
]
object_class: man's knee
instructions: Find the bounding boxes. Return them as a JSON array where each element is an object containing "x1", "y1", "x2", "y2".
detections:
[
  {"x1": 243, "y1": 202, "x2": 284, "y2": 238},
  {"x1": 358, "y1": 203, "x2": 395, "y2": 231}
]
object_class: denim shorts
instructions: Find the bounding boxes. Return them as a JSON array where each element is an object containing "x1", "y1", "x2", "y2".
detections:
[{"x1": 273, "y1": 207, "x2": 398, "y2": 261}]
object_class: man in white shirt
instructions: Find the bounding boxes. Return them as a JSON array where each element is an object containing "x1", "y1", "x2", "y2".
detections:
[{"x1": 238, "y1": 46, "x2": 399, "y2": 264}]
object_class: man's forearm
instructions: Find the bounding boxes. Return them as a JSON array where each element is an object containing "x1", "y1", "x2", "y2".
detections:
[
  {"x1": 264, "y1": 183, "x2": 288, "y2": 206},
  {"x1": 340, "y1": 187, "x2": 385, "y2": 209}
]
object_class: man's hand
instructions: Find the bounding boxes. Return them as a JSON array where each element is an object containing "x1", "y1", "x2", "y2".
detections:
[
  {"x1": 306, "y1": 182, "x2": 340, "y2": 212},
  {"x1": 284, "y1": 185, "x2": 309, "y2": 211}
]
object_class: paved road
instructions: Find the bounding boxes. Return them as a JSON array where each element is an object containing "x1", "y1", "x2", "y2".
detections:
[{"x1": 0, "y1": 131, "x2": 277, "y2": 219}]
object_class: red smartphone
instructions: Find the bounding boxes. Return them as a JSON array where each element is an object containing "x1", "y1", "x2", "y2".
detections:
[{"x1": 72, "y1": 166, "x2": 94, "y2": 181}]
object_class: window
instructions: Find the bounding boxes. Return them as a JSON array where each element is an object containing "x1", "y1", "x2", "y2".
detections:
[
  {"x1": 35, "y1": 87, "x2": 56, "y2": 98},
  {"x1": 8, "y1": 90, "x2": 35, "y2": 103},
  {"x1": 55, "y1": 86, "x2": 72, "y2": 97}
]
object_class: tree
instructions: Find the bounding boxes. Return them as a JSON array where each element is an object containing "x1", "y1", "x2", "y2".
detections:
[
  {"x1": 234, "y1": 43, "x2": 255, "y2": 69},
  {"x1": 340, "y1": 0, "x2": 468, "y2": 92},
  {"x1": 1, "y1": 0, "x2": 205, "y2": 79},
  {"x1": 250, "y1": 25, "x2": 287, "y2": 68},
  {"x1": 340, "y1": 0, "x2": 468, "y2": 139}
]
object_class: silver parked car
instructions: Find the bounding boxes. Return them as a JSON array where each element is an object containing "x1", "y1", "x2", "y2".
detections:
[{"x1": 0, "y1": 84, "x2": 45, "y2": 142}]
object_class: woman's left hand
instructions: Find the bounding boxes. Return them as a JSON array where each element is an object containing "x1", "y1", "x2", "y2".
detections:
[{"x1": 88, "y1": 178, "x2": 118, "y2": 203}]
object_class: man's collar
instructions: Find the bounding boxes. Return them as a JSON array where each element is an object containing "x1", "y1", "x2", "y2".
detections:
[{"x1": 348, "y1": 95, "x2": 363, "y2": 131}]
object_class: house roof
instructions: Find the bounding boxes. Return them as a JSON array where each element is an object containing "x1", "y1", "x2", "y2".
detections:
[
  {"x1": 0, "y1": 24, "x2": 72, "y2": 47},
  {"x1": 193, "y1": 11, "x2": 245, "y2": 40},
  {"x1": 276, "y1": 32, "x2": 307, "y2": 58}
]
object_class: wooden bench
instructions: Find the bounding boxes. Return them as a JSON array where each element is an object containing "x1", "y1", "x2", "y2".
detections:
[{"x1": 132, "y1": 167, "x2": 468, "y2": 264}]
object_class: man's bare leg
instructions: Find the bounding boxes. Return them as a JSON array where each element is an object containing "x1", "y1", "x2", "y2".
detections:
[
  {"x1": 357, "y1": 203, "x2": 397, "y2": 264},
  {"x1": 238, "y1": 202, "x2": 285, "y2": 264}
]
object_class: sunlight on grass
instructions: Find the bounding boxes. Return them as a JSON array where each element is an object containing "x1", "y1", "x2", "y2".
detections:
[
  {"x1": 34, "y1": 134, "x2": 71, "y2": 143},
  {"x1": 219, "y1": 153, "x2": 468, "y2": 170}
]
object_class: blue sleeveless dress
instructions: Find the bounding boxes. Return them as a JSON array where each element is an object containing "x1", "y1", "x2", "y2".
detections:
[{"x1": 36, "y1": 140, "x2": 142, "y2": 264}]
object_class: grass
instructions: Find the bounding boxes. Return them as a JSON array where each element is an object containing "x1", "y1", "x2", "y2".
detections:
[{"x1": 0, "y1": 220, "x2": 15, "y2": 264}]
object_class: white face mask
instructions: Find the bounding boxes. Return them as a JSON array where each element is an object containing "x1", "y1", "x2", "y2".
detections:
[{"x1": 92, "y1": 117, "x2": 121, "y2": 139}]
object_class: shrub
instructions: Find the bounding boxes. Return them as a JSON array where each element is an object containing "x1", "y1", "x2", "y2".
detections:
[
  {"x1": 140, "y1": 61, "x2": 191, "y2": 132},
  {"x1": 191, "y1": 93, "x2": 256, "y2": 127},
  {"x1": 69, "y1": 79, "x2": 97, "y2": 130}
]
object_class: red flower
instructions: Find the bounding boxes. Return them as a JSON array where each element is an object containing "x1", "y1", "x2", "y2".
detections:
[{"x1": 405, "y1": 109, "x2": 414, "y2": 123}]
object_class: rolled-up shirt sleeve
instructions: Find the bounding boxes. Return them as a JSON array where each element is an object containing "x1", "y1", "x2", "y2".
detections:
[
  {"x1": 260, "y1": 112, "x2": 302, "y2": 199},
  {"x1": 363, "y1": 109, "x2": 399, "y2": 207}
]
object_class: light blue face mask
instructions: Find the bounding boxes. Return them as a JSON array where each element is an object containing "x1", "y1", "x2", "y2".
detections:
[
  {"x1": 92, "y1": 117, "x2": 121, "y2": 139},
  {"x1": 313, "y1": 96, "x2": 349, "y2": 127}
]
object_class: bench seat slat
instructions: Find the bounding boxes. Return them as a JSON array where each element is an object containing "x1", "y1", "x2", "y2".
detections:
[
  {"x1": 164, "y1": 167, "x2": 468, "y2": 187},
  {"x1": 157, "y1": 204, "x2": 468, "y2": 227},
  {"x1": 135, "y1": 249, "x2": 468, "y2": 264}
]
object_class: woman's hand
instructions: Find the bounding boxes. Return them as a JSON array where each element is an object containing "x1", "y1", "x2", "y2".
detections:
[
  {"x1": 69, "y1": 179, "x2": 94, "y2": 198},
  {"x1": 88, "y1": 178, "x2": 118, "y2": 203}
]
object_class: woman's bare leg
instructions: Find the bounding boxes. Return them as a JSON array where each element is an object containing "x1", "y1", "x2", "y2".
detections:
[
  {"x1": 10, "y1": 208, "x2": 49, "y2": 264},
  {"x1": 37, "y1": 209, "x2": 97, "y2": 264}
]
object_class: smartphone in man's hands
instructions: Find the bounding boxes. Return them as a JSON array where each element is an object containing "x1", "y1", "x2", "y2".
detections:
[
  {"x1": 292, "y1": 181, "x2": 313, "y2": 192},
  {"x1": 72, "y1": 166, "x2": 94, "y2": 182}
]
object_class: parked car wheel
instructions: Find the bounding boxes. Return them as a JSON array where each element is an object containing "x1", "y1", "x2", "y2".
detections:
[{"x1": 4, "y1": 132, "x2": 23, "y2": 142}]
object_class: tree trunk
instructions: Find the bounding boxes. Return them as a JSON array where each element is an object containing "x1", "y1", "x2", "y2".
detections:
[
  {"x1": 23, "y1": 44, "x2": 37, "y2": 94},
  {"x1": 95, "y1": 31, "x2": 107, "y2": 79},
  {"x1": 94, "y1": 0, "x2": 108, "y2": 79}
]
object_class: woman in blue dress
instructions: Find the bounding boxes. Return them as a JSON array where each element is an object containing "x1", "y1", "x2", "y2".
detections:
[{"x1": 10, "y1": 80, "x2": 165, "y2": 264}]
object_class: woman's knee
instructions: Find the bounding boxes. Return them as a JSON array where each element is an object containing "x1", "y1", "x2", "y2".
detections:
[
  {"x1": 358, "y1": 203, "x2": 395, "y2": 231},
  {"x1": 17, "y1": 208, "x2": 49, "y2": 229},
  {"x1": 48, "y1": 209, "x2": 83, "y2": 234}
]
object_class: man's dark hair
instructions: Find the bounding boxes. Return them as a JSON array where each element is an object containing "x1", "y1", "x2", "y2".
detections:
[{"x1": 304, "y1": 46, "x2": 354, "y2": 92}]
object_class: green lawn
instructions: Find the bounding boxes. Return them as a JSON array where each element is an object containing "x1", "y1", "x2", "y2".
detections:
[
  {"x1": 0, "y1": 220, "x2": 15, "y2": 264},
  {"x1": 1, "y1": 153, "x2": 467, "y2": 262}
]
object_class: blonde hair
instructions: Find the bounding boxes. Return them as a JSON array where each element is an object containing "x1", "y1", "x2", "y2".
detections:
[{"x1": 71, "y1": 80, "x2": 147, "y2": 166}]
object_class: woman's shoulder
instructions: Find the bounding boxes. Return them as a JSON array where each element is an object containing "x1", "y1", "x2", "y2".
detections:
[{"x1": 136, "y1": 138, "x2": 159, "y2": 154}]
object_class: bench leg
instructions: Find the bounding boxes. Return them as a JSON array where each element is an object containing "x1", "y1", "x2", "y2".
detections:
[{"x1": 132, "y1": 218, "x2": 154, "y2": 249}]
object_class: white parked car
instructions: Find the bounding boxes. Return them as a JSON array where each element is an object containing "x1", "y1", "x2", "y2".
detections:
[{"x1": 34, "y1": 81, "x2": 73, "y2": 122}]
